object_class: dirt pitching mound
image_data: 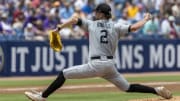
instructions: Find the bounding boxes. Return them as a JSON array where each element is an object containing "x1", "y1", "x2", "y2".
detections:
[{"x1": 129, "y1": 96, "x2": 180, "y2": 101}]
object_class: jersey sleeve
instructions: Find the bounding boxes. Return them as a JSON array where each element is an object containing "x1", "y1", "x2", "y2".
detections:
[
  {"x1": 114, "y1": 23, "x2": 131, "y2": 36},
  {"x1": 76, "y1": 19, "x2": 91, "y2": 31}
]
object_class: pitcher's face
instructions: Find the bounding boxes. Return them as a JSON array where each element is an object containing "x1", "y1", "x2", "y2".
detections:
[{"x1": 94, "y1": 11, "x2": 104, "y2": 20}]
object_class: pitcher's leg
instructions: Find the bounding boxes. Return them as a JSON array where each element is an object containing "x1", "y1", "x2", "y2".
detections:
[
  {"x1": 42, "y1": 71, "x2": 65, "y2": 98},
  {"x1": 42, "y1": 63, "x2": 96, "y2": 98},
  {"x1": 127, "y1": 84, "x2": 156, "y2": 94},
  {"x1": 103, "y1": 72, "x2": 130, "y2": 91},
  {"x1": 103, "y1": 72, "x2": 156, "y2": 94},
  {"x1": 63, "y1": 63, "x2": 98, "y2": 79},
  {"x1": 104, "y1": 72, "x2": 160, "y2": 94},
  {"x1": 104, "y1": 73, "x2": 172, "y2": 99}
]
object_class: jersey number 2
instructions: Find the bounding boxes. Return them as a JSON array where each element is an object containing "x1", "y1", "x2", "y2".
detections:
[{"x1": 100, "y1": 30, "x2": 108, "y2": 44}]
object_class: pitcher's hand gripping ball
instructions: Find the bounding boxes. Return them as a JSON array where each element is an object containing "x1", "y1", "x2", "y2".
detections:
[{"x1": 49, "y1": 29, "x2": 63, "y2": 52}]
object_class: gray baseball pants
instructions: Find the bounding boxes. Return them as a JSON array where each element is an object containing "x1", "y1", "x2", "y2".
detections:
[{"x1": 63, "y1": 59, "x2": 130, "y2": 91}]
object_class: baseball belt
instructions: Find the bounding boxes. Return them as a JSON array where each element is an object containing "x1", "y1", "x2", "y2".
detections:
[{"x1": 91, "y1": 56, "x2": 113, "y2": 60}]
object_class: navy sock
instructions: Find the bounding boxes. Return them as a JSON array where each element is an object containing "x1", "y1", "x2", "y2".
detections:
[
  {"x1": 126, "y1": 84, "x2": 157, "y2": 94},
  {"x1": 42, "y1": 71, "x2": 66, "y2": 98}
]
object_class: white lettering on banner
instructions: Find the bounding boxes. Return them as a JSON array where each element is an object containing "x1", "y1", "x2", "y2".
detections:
[
  {"x1": 17, "y1": 47, "x2": 29, "y2": 72},
  {"x1": 150, "y1": 45, "x2": 163, "y2": 69},
  {"x1": 121, "y1": 45, "x2": 133, "y2": 69},
  {"x1": 11, "y1": 47, "x2": 16, "y2": 72},
  {"x1": 42, "y1": 47, "x2": 54, "y2": 72},
  {"x1": 11, "y1": 47, "x2": 29, "y2": 72},
  {"x1": 8, "y1": 42, "x2": 180, "y2": 75},
  {"x1": 31, "y1": 47, "x2": 41, "y2": 72},
  {"x1": 178, "y1": 45, "x2": 180, "y2": 68},
  {"x1": 65, "y1": 46, "x2": 77, "y2": 67},
  {"x1": 165, "y1": 44, "x2": 175, "y2": 68},
  {"x1": 55, "y1": 52, "x2": 65, "y2": 71},
  {"x1": 134, "y1": 46, "x2": 143, "y2": 69},
  {"x1": 82, "y1": 45, "x2": 89, "y2": 64}
]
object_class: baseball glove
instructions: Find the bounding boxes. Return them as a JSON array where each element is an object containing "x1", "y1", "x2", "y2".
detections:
[{"x1": 49, "y1": 30, "x2": 63, "y2": 52}]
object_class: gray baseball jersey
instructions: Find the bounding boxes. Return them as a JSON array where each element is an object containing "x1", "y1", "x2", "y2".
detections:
[
  {"x1": 63, "y1": 19, "x2": 130, "y2": 91},
  {"x1": 81, "y1": 19, "x2": 130, "y2": 58}
]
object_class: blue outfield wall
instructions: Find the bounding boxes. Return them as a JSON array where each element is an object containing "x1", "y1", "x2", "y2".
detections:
[{"x1": 0, "y1": 39, "x2": 180, "y2": 76}]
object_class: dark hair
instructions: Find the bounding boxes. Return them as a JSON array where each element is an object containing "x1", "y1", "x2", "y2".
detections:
[{"x1": 95, "y1": 3, "x2": 112, "y2": 19}]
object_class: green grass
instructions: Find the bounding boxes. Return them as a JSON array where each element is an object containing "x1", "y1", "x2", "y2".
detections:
[
  {"x1": 0, "y1": 79, "x2": 53, "y2": 87},
  {"x1": 0, "y1": 75, "x2": 180, "y2": 101},
  {"x1": 0, "y1": 75, "x2": 180, "y2": 87},
  {"x1": 126, "y1": 75, "x2": 180, "y2": 82},
  {"x1": 0, "y1": 92, "x2": 180, "y2": 101}
]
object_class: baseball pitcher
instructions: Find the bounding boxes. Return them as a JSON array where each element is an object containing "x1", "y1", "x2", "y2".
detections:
[{"x1": 25, "y1": 3, "x2": 172, "y2": 101}]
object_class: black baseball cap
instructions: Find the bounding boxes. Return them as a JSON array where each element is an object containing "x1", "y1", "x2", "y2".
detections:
[{"x1": 95, "y1": 3, "x2": 111, "y2": 16}]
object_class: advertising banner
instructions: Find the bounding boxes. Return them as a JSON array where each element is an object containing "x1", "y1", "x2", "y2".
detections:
[{"x1": 0, "y1": 39, "x2": 180, "y2": 76}]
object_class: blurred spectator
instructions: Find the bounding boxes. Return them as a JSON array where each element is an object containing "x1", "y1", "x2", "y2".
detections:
[
  {"x1": 94, "y1": 0, "x2": 105, "y2": 5},
  {"x1": 50, "y1": 1, "x2": 60, "y2": 18},
  {"x1": 43, "y1": 12, "x2": 59, "y2": 31},
  {"x1": 118, "y1": 11, "x2": 131, "y2": 25},
  {"x1": 124, "y1": 1, "x2": 139, "y2": 20},
  {"x1": 13, "y1": 9, "x2": 24, "y2": 37},
  {"x1": 143, "y1": 16, "x2": 159, "y2": 35},
  {"x1": 114, "y1": 2, "x2": 122, "y2": 19},
  {"x1": 31, "y1": 0, "x2": 40, "y2": 8},
  {"x1": 81, "y1": 0, "x2": 94, "y2": 16},
  {"x1": 13, "y1": 9, "x2": 24, "y2": 21},
  {"x1": 24, "y1": 23, "x2": 35, "y2": 40},
  {"x1": 33, "y1": 20, "x2": 47, "y2": 41},
  {"x1": 74, "y1": 0, "x2": 85, "y2": 10},
  {"x1": 136, "y1": 0, "x2": 146, "y2": 11},
  {"x1": 134, "y1": 4, "x2": 145, "y2": 21},
  {"x1": 161, "y1": 16, "x2": 179, "y2": 39},
  {"x1": 141, "y1": 0, "x2": 155, "y2": 12},
  {"x1": 59, "y1": 2, "x2": 74, "y2": 22},
  {"x1": 35, "y1": 8, "x2": 47, "y2": 21},
  {"x1": 0, "y1": 0, "x2": 179, "y2": 41},
  {"x1": 154, "y1": 0, "x2": 163, "y2": 12},
  {"x1": 0, "y1": 11, "x2": 3, "y2": 33},
  {"x1": 0, "y1": 13, "x2": 14, "y2": 34},
  {"x1": 12, "y1": 17, "x2": 23, "y2": 36},
  {"x1": 172, "y1": 0, "x2": 180, "y2": 17},
  {"x1": 160, "y1": 0, "x2": 173, "y2": 15}
]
